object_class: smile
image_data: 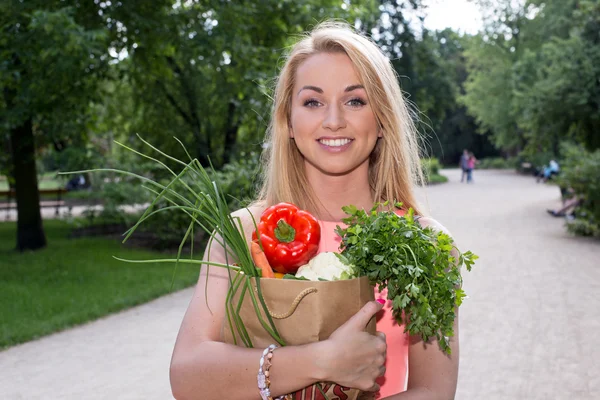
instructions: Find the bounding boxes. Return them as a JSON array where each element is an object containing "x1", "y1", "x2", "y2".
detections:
[{"x1": 318, "y1": 138, "x2": 353, "y2": 147}]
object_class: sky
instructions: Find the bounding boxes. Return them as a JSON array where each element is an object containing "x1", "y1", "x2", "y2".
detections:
[{"x1": 422, "y1": 0, "x2": 484, "y2": 34}]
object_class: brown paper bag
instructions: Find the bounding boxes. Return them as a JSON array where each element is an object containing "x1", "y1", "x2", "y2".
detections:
[{"x1": 221, "y1": 274, "x2": 376, "y2": 400}]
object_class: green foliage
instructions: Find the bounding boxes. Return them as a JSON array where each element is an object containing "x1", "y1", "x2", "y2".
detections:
[
  {"x1": 336, "y1": 204, "x2": 477, "y2": 354},
  {"x1": 462, "y1": 0, "x2": 600, "y2": 153},
  {"x1": 142, "y1": 150, "x2": 261, "y2": 248},
  {"x1": 477, "y1": 157, "x2": 518, "y2": 170},
  {"x1": 209, "y1": 151, "x2": 261, "y2": 211},
  {"x1": 0, "y1": 4, "x2": 108, "y2": 141},
  {"x1": 421, "y1": 157, "x2": 448, "y2": 184},
  {"x1": 370, "y1": 5, "x2": 498, "y2": 164},
  {"x1": 461, "y1": 33, "x2": 522, "y2": 151},
  {"x1": 124, "y1": 0, "x2": 376, "y2": 168},
  {"x1": 0, "y1": 220, "x2": 199, "y2": 349},
  {"x1": 566, "y1": 216, "x2": 600, "y2": 238},
  {"x1": 558, "y1": 142, "x2": 600, "y2": 237},
  {"x1": 421, "y1": 157, "x2": 441, "y2": 175}
]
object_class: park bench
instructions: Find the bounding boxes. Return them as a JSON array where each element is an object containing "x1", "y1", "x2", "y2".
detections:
[{"x1": 0, "y1": 188, "x2": 68, "y2": 220}]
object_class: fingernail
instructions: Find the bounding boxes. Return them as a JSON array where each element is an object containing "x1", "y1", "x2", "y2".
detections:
[{"x1": 376, "y1": 299, "x2": 385, "y2": 305}]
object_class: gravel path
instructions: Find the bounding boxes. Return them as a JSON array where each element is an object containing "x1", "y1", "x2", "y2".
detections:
[{"x1": 1, "y1": 168, "x2": 598, "y2": 399}]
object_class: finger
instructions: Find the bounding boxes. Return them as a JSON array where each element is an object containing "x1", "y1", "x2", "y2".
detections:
[
  {"x1": 343, "y1": 301, "x2": 384, "y2": 331},
  {"x1": 375, "y1": 331, "x2": 387, "y2": 355}
]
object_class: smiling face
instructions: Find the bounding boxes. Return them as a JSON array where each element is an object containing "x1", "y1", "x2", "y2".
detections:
[{"x1": 289, "y1": 52, "x2": 381, "y2": 177}]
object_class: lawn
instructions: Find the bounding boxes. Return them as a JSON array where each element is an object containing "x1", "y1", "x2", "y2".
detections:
[
  {"x1": 0, "y1": 172, "x2": 63, "y2": 191},
  {"x1": 0, "y1": 220, "x2": 201, "y2": 349},
  {"x1": 427, "y1": 173, "x2": 449, "y2": 184},
  {"x1": 0, "y1": 173, "x2": 106, "y2": 202}
]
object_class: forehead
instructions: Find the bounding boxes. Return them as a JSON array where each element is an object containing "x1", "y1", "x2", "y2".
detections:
[{"x1": 294, "y1": 52, "x2": 362, "y2": 90}]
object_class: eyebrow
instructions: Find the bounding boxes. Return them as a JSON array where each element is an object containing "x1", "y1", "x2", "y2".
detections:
[{"x1": 297, "y1": 84, "x2": 365, "y2": 96}]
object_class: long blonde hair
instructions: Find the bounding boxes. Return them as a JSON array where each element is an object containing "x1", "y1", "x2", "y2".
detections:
[{"x1": 257, "y1": 21, "x2": 425, "y2": 216}]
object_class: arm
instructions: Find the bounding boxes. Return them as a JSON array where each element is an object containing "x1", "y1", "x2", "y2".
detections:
[
  {"x1": 169, "y1": 207, "x2": 387, "y2": 400},
  {"x1": 383, "y1": 217, "x2": 460, "y2": 400},
  {"x1": 383, "y1": 317, "x2": 459, "y2": 400},
  {"x1": 170, "y1": 206, "x2": 320, "y2": 399}
]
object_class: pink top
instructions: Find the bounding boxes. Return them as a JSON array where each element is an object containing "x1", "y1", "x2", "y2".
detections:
[
  {"x1": 317, "y1": 219, "x2": 409, "y2": 398},
  {"x1": 468, "y1": 157, "x2": 476, "y2": 169}
]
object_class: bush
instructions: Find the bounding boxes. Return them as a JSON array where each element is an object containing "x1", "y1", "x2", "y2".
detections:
[
  {"x1": 478, "y1": 157, "x2": 518, "y2": 170},
  {"x1": 140, "y1": 152, "x2": 259, "y2": 248},
  {"x1": 123, "y1": 151, "x2": 261, "y2": 250},
  {"x1": 421, "y1": 157, "x2": 441, "y2": 176},
  {"x1": 516, "y1": 150, "x2": 557, "y2": 175},
  {"x1": 209, "y1": 151, "x2": 261, "y2": 210},
  {"x1": 73, "y1": 149, "x2": 262, "y2": 250},
  {"x1": 421, "y1": 158, "x2": 447, "y2": 184},
  {"x1": 558, "y1": 142, "x2": 600, "y2": 238}
]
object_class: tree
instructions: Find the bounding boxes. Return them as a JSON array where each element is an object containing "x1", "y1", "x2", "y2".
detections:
[
  {"x1": 114, "y1": 0, "x2": 376, "y2": 169},
  {"x1": 460, "y1": 0, "x2": 528, "y2": 153},
  {"x1": 512, "y1": 0, "x2": 600, "y2": 152},
  {"x1": 1, "y1": 3, "x2": 107, "y2": 251},
  {"x1": 369, "y1": 2, "x2": 495, "y2": 164},
  {"x1": 425, "y1": 30, "x2": 498, "y2": 163},
  {"x1": 1, "y1": 1, "x2": 377, "y2": 251},
  {"x1": 461, "y1": 0, "x2": 600, "y2": 154}
]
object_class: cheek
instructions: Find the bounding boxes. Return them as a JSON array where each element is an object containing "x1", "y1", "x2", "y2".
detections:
[
  {"x1": 354, "y1": 113, "x2": 379, "y2": 138},
  {"x1": 290, "y1": 109, "x2": 313, "y2": 137}
]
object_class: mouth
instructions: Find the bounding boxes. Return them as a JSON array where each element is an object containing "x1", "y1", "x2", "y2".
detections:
[{"x1": 317, "y1": 138, "x2": 353, "y2": 147}]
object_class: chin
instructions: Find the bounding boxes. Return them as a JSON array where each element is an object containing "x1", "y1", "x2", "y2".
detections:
[
  {"x1": 315, "y1": 163, "x2": 362, "y2": 177},
  {"x1": 305, "y1": 157, "x2": 368, "y2": 177}
]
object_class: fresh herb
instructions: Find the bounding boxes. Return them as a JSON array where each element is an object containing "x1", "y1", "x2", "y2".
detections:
[{"x1": 335, "y1": 202, "x2": 477, "y2": 354}]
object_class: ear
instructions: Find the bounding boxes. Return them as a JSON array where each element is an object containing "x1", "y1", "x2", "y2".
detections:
[
  {"x1": 289, "y1": 127, "x2": 294, "y2": 139},
  {"x1": 377, "y1": 129, "x2": 383, "y2": 138}
]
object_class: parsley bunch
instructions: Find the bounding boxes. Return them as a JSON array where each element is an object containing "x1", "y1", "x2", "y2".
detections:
[{"x1": 335, "y1": 203, "x2": 477, "y2": 354}]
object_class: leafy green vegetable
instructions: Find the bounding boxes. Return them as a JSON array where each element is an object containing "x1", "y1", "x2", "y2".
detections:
[{"x1": 335, "y1": 202, "x2": 478, "y2": 354}]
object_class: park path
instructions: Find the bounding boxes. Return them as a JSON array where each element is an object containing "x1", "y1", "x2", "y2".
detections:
[
  {"x1": 1, "y1": 203, "x2": 148, "y2": 222},
  {"x1": 1, "y1": 169, "x2": 599, "y2": 399}
]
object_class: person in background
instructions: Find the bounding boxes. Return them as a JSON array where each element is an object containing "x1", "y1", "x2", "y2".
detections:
[
  {"x1": 459, "y1": 149, "x2": 470, "y2": 183},
  {"x1": 65, "y1": 174, "x2": 86, "y2": 191},
  {"x1": 537, "y1": 159, "x2": 560, "y2": 183},
  {"x1": 547, "y1": 195, "x2": 582, "y2": 218},
  {"x1": 466, "y1": 152, "x2": 478, "y2": 183}
]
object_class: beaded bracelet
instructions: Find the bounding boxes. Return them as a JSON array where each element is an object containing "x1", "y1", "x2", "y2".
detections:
[{"x1": 257, "y1": 344, "x2": 291, "y2": 400}]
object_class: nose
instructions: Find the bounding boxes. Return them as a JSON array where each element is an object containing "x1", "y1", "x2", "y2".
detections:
[{"x1": 322, "y1": 104, "x2": 346, "y2": 131}]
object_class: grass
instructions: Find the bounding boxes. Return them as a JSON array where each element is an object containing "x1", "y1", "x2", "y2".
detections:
[
  {"x1": 0, "y1": 173, "x2": 105, "y2": 202},
  {"x1": 0, "y1": 172, "x2": 63, "y2": 191},
  {"x1": 427, "y1": 173, "x2": 449, "y2": 184},
  {"x1": 0, "y1": 219, "x2": 201, "y2": 349}
]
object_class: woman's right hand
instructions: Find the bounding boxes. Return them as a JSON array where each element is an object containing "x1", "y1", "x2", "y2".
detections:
[{"x1": 315, "y1": 300, "x2": 387, "y2": 391}]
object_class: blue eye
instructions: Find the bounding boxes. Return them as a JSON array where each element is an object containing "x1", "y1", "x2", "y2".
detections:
[
  {"x1": 347, "y1": 98, "x2": 366, "y2": 107},
  {"x1": 303, "y1": 99, "x2": 321, "y2": 107}
]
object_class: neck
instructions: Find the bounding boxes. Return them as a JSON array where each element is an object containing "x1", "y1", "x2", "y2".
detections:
[{"x1": 305, "y1": 163, "x2": 374, "y2": 222}]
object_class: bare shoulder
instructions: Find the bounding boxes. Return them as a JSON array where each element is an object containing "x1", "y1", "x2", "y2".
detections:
[
  {"x1": 201, "y1": 204, "x2": 266, "y2": 270},
  {"x1": 230, "y1": 204, "x2": 266, "y2": 241},
  {"x1": 416, "y1": 216, "x2": 453, "y2": 237},
  {"x1": 231, "y1": 204, "x2": 265, "y2": 221}
]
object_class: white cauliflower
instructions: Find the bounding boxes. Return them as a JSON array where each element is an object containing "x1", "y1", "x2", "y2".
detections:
[{"x1": 295, "y1": 252, "x2": 356, "y2": 281}]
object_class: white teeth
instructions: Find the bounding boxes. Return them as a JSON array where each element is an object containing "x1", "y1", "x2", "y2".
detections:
[{"x1": 319, "y1": 138, "x2": 351, "y2": 147}]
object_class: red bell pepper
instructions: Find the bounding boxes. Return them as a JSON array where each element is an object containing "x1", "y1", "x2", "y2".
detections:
[{"x1": 252, "y1": 202, "x2": 321, "y2": 274}]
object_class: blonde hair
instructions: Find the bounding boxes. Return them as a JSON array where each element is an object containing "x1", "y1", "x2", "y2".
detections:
[{"x1": 257, "y1": 21, "x2": 425, "y2": 216}]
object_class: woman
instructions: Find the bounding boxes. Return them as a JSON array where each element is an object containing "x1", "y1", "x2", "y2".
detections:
[
  {"x1": 170, "y1": 21, "x2": 459, "y2": 400},
  {"x1": 467, "y1": 152, "x2": 477, "y2": 183}
]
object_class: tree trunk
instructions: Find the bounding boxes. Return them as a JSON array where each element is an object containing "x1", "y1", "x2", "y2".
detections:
[
  {"x1": 10, "y1": 117, "x2": 46, "y2": 251},
  {"x1": 222, "y1": 101, "x2": 239, "y2": 166}
]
